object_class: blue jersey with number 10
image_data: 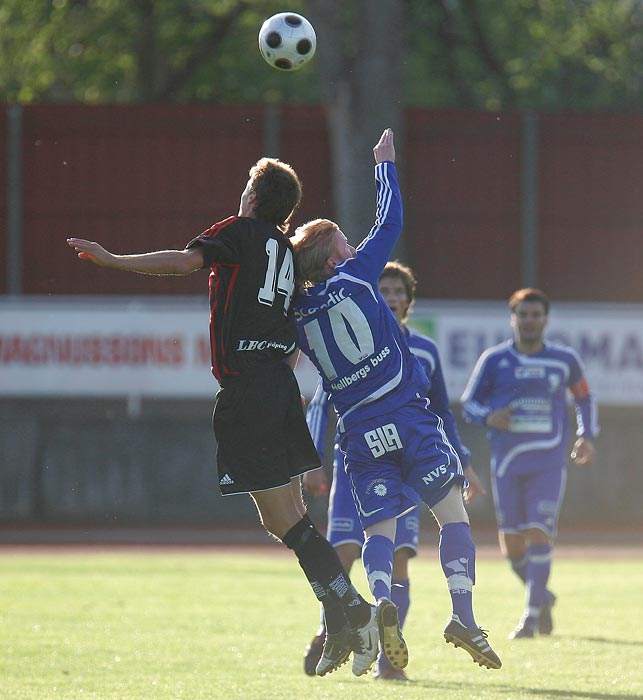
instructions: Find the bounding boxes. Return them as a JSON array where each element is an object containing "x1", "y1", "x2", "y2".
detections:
[{"x1": 293, "y1": 162, "x2": 429, "y2": 432}]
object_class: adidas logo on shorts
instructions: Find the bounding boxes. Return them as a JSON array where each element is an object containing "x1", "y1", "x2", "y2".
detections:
[{"x1": 219, "y1": 474, "x2": 235, "y2": 486}]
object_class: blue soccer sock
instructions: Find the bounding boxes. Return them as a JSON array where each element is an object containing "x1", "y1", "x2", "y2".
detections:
[
  {"x1": 391, "y1": 577, "x2": 411, "y2": 628},
  {"x1": 510, "y1": 552, "x2": 529, "y2": 584},
  {"x1": 525, "y1": 542, "x2": 552, "y2": 618},
  {"x1": 378, "y1": 577, "x2": 410, "y2": 670},
  {"x1": 439, "y1": 522, "x2": 477, "y2": 629},
  {"x1": 362, "y1": 534, "x2": 394, "y2": 602}
]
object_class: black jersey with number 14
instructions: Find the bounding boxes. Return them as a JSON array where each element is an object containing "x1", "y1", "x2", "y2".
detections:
[{"x1": 186, "y1": 216, "x2": 297, "y2": 384}]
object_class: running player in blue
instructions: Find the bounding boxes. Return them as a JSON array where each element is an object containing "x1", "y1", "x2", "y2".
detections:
[
  {"x1": 461, "y1": 288, "x2": 598, "y2": 639},
  {"x1": 303, "y1": 261, "x2": 486, "y2": 681},
  {"x1": 291, "y1": 128, "x2": 501, "y2": 675}
]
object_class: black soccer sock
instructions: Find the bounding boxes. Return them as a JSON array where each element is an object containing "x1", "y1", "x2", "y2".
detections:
[
  {"x1": 283, "y1": 517, "x2": 348, "y2": 633},
  {"x1": 297, "y1": 513, "x2": 347, "y2": 633},
  {"x1": 283, "y1": 517, "x2": 371, "y2": 630},
  {"x1": 301, "y1": 512, "x2": 315, "y2": 528}
]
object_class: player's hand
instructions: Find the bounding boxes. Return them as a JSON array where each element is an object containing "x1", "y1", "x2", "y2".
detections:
[
  {"x1": 67, "y1": 238, "x2": 116, "y2": 267},
  {"x1": 463, "y1": 466, "x2": 486, "y2": 505},
  {"x1": 303, "y1": 468, "x2": 328, "y2": 497},
  {"x1": 571, "y1": 437, "x2": 595, "y2": 466},
  {"x1": 373, "y1": 128, "x2": 395, "y2": 164},
  {"x1": 486, "y1": 406, "x2": 512, "y2": 430}
]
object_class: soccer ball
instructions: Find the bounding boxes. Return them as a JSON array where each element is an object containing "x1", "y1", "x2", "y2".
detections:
[{"x1": 258, "y1": 12, "x2": 316, "y2": 71}]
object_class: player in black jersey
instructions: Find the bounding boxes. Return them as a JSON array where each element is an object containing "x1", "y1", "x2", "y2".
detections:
[{"x1": 67, "y1": 155, "x2": 379, "y2": 677}]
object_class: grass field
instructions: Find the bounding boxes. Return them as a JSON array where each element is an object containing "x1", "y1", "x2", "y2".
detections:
[{"x1": 1, "y1": 548, "x2": 641, "y2": 700}]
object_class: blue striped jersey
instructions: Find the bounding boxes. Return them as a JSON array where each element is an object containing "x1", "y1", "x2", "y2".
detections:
[
  {"x1": 293, "y1": 162, "x2": 429, "y2": 432},
  {"x1": 461, "y1": 340, "x2": 599, "y2": 476}
]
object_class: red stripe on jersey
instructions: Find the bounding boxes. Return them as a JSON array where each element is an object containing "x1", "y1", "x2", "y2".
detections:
[
  {"x1": 209, "y1": 262, "x2": 241, "y2": 382},
  {"x1": 200, "y1": 216, "x2": 239, "y2": 239}
]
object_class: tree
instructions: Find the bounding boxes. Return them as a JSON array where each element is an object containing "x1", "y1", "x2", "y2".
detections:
[
  {"x1": 406, "y1": 0, "x2": 643, "y2": 111},
  {"x1": 304, "y1": 0, "x2": 406, "y2": 251},
  {"x1": 0, "y1": 0, "x2": 318, "y2": 104},
  {"x1": 2, "y1": 1, "x2": 642, "y2": 110}
]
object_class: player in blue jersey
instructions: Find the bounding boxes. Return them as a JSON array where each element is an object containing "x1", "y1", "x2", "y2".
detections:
[
  {"x1": 302, "y1": 260, "x2": 486, "y2": 680},
  {"x1": 461, "y1": 288, "x2": 598, "y2": 639},
  {"x1": 290, "y1": 128, "x2": 501, "y2": 675}
]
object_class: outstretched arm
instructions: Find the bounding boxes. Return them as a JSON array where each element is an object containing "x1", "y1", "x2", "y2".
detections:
[{"x1": 67, "y1": 238, "x2": 204, "y2": 275}]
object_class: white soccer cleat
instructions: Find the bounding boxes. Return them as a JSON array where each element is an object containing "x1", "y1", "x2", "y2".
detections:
[{"x1": 349, "y1": 604, "x2": 379, "y2": 676}]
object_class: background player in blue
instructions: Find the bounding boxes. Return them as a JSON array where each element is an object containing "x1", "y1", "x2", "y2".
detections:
[
  {"x1": 290, "y1": 128, "x2": 501, "y2": 673},
  {"x1": 67, "y1": 155, "x2": 379, "y2": 677},
  {"x1": 303, "y1": 261, "x2": 486, "y2": 680},
  {"x1": 461, "y1": 288, "x2": 598, "y2": 639}
]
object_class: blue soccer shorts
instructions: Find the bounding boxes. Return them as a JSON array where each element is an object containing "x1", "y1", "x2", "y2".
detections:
[
  {"x1": 491, "y1": 465, "x2": 567, "y2": 538},
  {"x1": 327, "y1": 443, "x2": 420, "y2": 554},
  {"x1": 338, "y1": 396, "x2": 465, "y2": 531}
]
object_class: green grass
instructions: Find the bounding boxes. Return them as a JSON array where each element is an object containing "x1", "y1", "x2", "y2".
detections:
[{"x1": 0, "y1": 550, "x2": 641, "y2": 700}]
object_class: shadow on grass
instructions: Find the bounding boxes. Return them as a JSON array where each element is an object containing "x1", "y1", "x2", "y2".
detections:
[
  {"x1": 403, "y1": 680, "x2": 643, "y2": 700},
  {"x1": 554, "y1": 634, "x2": 643, "y2": 647}
]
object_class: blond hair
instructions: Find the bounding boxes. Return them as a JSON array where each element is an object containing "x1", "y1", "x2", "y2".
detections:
[{"x1": 290, "y1": 218, "x2": 340, "y2": 289}]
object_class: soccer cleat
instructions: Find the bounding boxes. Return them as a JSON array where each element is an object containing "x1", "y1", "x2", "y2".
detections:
[
  {"x1": 373, "y1": 661, "x2": 410, "y2": 681},
  {"x1": 444, "y1": 617, "x2": 502, "y2": 669},
  {"x1": 348, "y1": 604, "x2": 379, "y2": 676},
  {"x1": 315, "y1": 627, "x2": 352, "y2": 677},
  {"x1": 376, "y1": 597, "x2": 409, "y2": 670},
  {"x1": 304, "y1": 628, "x2": 326, "y2": 676},
  {"x1": 508, "y1": 616, "x2": 537, "y2": 639},
  {"x1": 539, "y1": 592, "x2": 556, "y2": 635}
]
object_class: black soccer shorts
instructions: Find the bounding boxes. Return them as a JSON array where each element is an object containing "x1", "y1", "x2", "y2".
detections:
[{"x1": 212, "y1": 361, "x2": 321, "y2": 495}]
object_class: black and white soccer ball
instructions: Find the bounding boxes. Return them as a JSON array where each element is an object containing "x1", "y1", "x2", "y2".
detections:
[{"x1": 258, "y1": 12, "x2": 316, "y2": 71}]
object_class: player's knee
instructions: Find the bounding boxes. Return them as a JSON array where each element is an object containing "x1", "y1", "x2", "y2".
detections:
[
  {"x1": 431, "y1": 484, "x2": 469, "y2": 526},
  {"x1": 524, "y1": 527, "x2": 553, "y2": 546}
]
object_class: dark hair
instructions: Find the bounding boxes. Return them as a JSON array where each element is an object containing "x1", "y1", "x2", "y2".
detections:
[
  {"x1": 509, "y1": 288, "x2": 550, "y2": 315},
  {"x1": 248, "y1": 157, "x2": 302, "y2": 233},
  {"x1": 379, "y1": 260, "x2": 417, "y2": 306}
]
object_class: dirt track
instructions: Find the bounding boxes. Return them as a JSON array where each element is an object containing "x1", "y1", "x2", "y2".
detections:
[{"x1": 0, "y1": 525, "x2": 640, "y2": 558}]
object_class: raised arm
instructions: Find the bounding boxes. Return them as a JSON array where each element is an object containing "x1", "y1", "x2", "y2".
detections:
[
  {"x1": 350, "y1": 129, "x2": 403, "y2": 279},
  {"x1": 67, "y1": 238, "x2": 204, "y2": 276}
]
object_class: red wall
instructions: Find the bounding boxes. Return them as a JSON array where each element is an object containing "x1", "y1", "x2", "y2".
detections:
[
  {"x1": 4, "y1": 104, "x2": 643, "y2": 301},
  {"x1": 405, "y1": 109, "x2": 523, "y2": 299},
  {"x1": 539, "y1": 112, "x2": 643, "y2": 302}
]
